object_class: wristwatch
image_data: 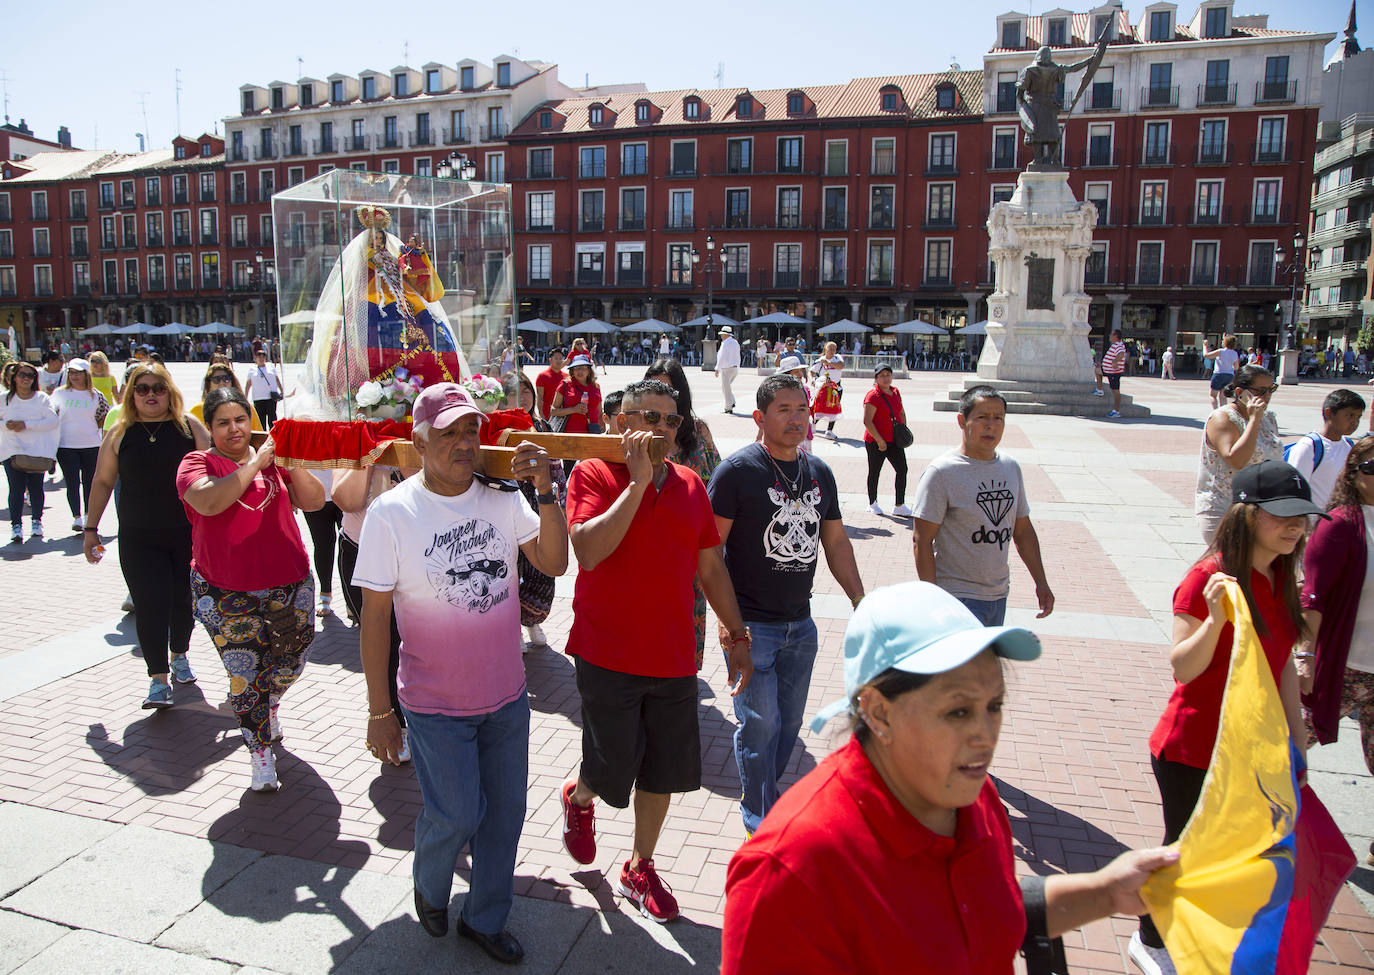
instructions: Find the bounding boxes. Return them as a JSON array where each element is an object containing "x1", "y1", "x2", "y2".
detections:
[{"x1": 536, "y1": 491, "x2": 560, "y2": 506}]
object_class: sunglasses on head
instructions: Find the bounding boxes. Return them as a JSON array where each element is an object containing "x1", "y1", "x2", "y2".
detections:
[
  {"x1": 623, "y1": 409, "x2": 683, "y2": 429},
  {"x1": 209, "y1": 373, "x2": 234, "y2": 384},
  {"x1": 133, "y1": 383, "x2": 168, "y2": 397},
  {"x1": 1358, "y1": 460, "x2": 1374, "y2": 475}
]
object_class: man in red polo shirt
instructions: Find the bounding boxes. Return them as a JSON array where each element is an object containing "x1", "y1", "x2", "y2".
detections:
[
  {"x1": 534, "y1": 347, "x2": 565, "y2": 420},
  {"x1": 559, "y1": 378, "x2": 753, "y2": 923}
]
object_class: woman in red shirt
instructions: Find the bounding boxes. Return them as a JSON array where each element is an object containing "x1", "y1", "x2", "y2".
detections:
[
  {"x1": 177, "y1": 387, "x2": 326, "y2": 793},
  {"x1": 1131, "y1": 459, "x2": 1322, "y2": 975},
  {"x1": 723, "y1": 581, "x2": 1175, "y2": 974},
  {"x1": 548, "y1": 355, "x2": 602, "y2": 436},
  {"x1": 861, "y1": 363, "x2": 909, "y2": 516}
]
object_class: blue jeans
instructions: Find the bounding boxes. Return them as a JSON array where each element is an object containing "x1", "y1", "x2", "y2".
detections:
[
  {"x1": 958, "y1": 596, "x2": 1007, "y2": 627},
  {"x1": 403, "y1": 692, "x2": 530, "y2": 935},
  {"x1": 731, "y1": 618, "x2": 818, "y2": 834}
]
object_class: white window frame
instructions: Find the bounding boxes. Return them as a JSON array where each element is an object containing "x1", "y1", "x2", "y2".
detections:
[
  {"x1": 866, "y1": 238, "x2": 895, "y2": 285},
  {"x1": 924, "y1": 237, "x2": 953, "y2": 284},
  {"x1": 578, "y1": 144, "x2": 607, "y2": 180},
  {"x1": 669, "y1": 139, "x2": 697, "y2": 176},
  {"x1": 528, "y1": 244, "x2": 552, "y2": 284},
  {"x1": 824, "y1": 139, "x2": 848, "y2": 176},
  {"x1": 1136, "y1": 240, "x2": 1165, "y2": 284},
  {"x1": 819, "y1": 239, "x2": 848, "y2": 286},
  {"x1": 615, "y1": 241, "x2": 646, "y2": 285},
  {"x1": 773, "y1": 242, "x2": 803, "y2": 287},
  {"x1": 870, "y1": 137, "x2": 896, "y2": 176},
  {"x1": 619, "y1": 186, "x2": 647, "y2": 230}
]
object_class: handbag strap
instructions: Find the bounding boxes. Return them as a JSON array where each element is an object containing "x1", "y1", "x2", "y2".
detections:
[
  {"x1": 880, "y1": 389, "x2": 902, "y2": 425},
  {"x1": 1019, "y1": 876, "x2": 1070, "y2": 975}
]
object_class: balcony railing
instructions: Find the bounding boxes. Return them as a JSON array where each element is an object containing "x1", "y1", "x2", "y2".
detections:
[
  {"x1": 619, "y1": 218, "x2": 645, "y2": 231},
  {"x1": 313, "y1": 138, "x2": 336, "y2": 154},
  {"x1": 1136, "y1": 206, "x2": 1176, "y2": 227},
  {"x1": 36, "y1": 286, "x2": 54, "y2": 297},
  {"x1": 528, "y1": 164, "x2": 554, "y2": 179},
  {"x1": 1256, "y1": 80, "x2": 1298, "y2": 104},
  {"x1": 576, "y1": 270, "x2": 604, "y2": 287},
  {"x1": 145, "y1": 194, "x2": 160, "y2": 207},
  {"x1": 444, "y1": 127, "x2": 471, "y2": 145},
  {"x1": 664, "y1": 218, "x2": 696, "y2": 231},
  {"x1": 0, "y1": 244, "x2": 11, "y2": 258},
  {"x1": 33, "y1": 245, "x2": 51, "y2": 257},
  {"x1": 284, "y1": 142, "x2": 306, "y2": 158},
  {"x1": 1197, "y1": 83, "x2": 1237, "y2": 106},
  {"x1": 70, "y1": 205, "x2": 86, "y2": 220},
  {"x1": 989, "y1": 149, "x2": 1020, "y2": 171},
  {"x1": 1079, "y1": 146, "x2": 1118, "y2": 168},
  {"x1": 481, "y1": 123, "x2": 508, "y2": 142},
  {"x1": 1244, "y1": 204, "x2": 1290, "y2": 225},
  {"x1": 923, "y1": 159, "x2": 958, "y2": 177},
  {"x1": 869, "y1": 214, "x2": 896, "y2": 230},
  {"x1": 120, "y1": 196, "x2": 135, "y2": 209},
  {"x1": 822, "y1": 213, "x2": 846, "y2": 231},
  {"x1": 380, "y1": 133, "x2": 401, "y2": 149},
  {"x1": 199, "y1": 189, "x2": 217, "y2": 203},
  {"x1": 200, "y1": 232, "x2": 220, "y2": 245},
  {"x1": 1251, "y1": 141, "x2": 1292, "y2": 164},
  {"x1": 100, "y1": 237, "x2": 117, "y2": 251},
  {"x1": 1195, "y1": 142, "x2": 1233, "y2": 166},
  {"x1": 409, "y1": 130, "x2": 434, "y2": 147},
  {"x1": 1142, "y1": 85, "x2": 1180, "y2": 109},
  {"x1": 253, "y1": 146, "x2": 278, "y2": 160},
  {"x1": 173, "y1": 232, "x2": 192, "y2": 246},
  {"x1": 228, "y1": 147, "x2": 247, "y2": 162},
  {"x1": 98, "y1": 198, "x2": 116, "y2": 212},
  {"x1": 146, "y1": 277, "x2": 166, "y2": 292},
  {"x1": 120, "y1": 236, "x2": 138, "y2": 250},
  {"x1": 617, "y1": 270, "x2": 644, "y2": 287},
  {"x1": 775, "y1": 271, "x2": 801, "y2": 289},
  {"x1": 579, "y1": 218, "x2": 604, "y2": 232},
  {"x1": 1140, "y1": 143, "x2": 1176, "y2": 166},
  {"x1": 1091, "y1": 205, "x2": 1120, "y2": 227},
  {"x1": 173, "y1": 191, "x2": 189, "y2": 205},
  {"x1": 1084, "y1": 86, "x2": 1121, "y2": 111},
  {"x1": 346, "y1": 135, "x2": 370, "y2": 152},
  {"x1": 1186, "y1": 204, "x2": 1232, "y2": 226},
  {"x1": 72, "y1": 284, "x2": 91, "y2": 296},
  {"x1": 0, "y1": 205, "x2": 11, "y2": 221},
  {"x1": 173, "y1": 277, "x2": 194, "y2": 291},
  {"x1": 922, "y1": 213, "x2": 956, "y2": 230},
  {"x1": 666, "y1": 164, "x2": 698, "y2": 178}
]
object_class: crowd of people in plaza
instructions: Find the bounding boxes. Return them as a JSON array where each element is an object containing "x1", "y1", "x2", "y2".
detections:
[{"x1": 5, "y1": 332, "x2": 1374, "y2": 972}]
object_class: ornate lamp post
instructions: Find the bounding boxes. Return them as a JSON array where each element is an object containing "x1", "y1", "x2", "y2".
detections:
[
  {"x1": 434, "y1": 151, "x2": 476, "y2": 180},
  {"x1": 1273, "y1": 232, "x2": 1306, "y2": 351},
  {"x1": 254, "y1": 249, "x2": 266, "y2": 340}
]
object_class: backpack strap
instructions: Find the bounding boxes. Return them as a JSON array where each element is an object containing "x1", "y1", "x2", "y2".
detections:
[{"x1": 1308, "y1": 432, "x2": 1326, "y2": 472}]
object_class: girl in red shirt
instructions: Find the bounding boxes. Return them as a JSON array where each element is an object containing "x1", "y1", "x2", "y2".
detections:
[
  {"x1": 1132, "y1": 459, "x2": 1322, "y2": 974},
  {"x1": 548, "y1": 355, "x2": 602, "y2": 436},
  {"x1": 861, "y1": 363, "x2": 909, "y2": 516}
]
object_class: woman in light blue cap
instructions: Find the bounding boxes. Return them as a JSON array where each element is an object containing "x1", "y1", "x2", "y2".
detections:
[{"x1": 722, "y1": 581, "x2": 1177, "y2": 975}]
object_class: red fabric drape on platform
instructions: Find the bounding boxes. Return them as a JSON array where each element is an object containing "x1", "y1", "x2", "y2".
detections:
[{"x1": 267, "y1": 418, "x2": 413, "y2": 469}]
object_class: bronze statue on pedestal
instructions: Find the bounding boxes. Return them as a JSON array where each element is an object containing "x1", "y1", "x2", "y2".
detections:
[{"x1": 1017, "y1": 27, "x2": 1110, "y2": 169}]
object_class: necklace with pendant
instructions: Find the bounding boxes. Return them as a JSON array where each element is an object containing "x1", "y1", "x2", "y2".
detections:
[
  {"x1": 140, "y1": 421, "x2": 166, "y2": 443},
  {"x1": 759, "y1": 442, "x2": 804, "y2": 498}
]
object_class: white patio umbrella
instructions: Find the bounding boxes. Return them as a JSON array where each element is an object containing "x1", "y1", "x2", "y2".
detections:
[
  {"x1": 679, "y1": 313, "x2": 741, "y2": 329},
  {"x1": 516, "y1": 318, "x2": 562, "y2": 334},
  {"x1": 816, "y1": 319, "x2": 871, "y2": 335},
  {"x1": 194, "y1": 322, "x2": 246, "y2": 335},
  {"x1": 957, "y1": 321, "x2": 990, "y2": 337},
  {"x1": 886, "y1": 319, "x2": 945, "y2": 335},
  {"x1": 620, "y1": 318, "x2": 681, "y2": 335},
  {"x1": 112, "y1": 323, "x2": 154, "y2": 335},
  {"x1": 569, "y1": 318, "x2": 618, "y2": 335},
  {"x1": 147, "y1": 322, "x2": 195, "y2": 336},
  {"x1": 744, "y1": 311, "x2": 813, "y2": 325},
  {"x1": 79, "y1": 324, "x2": 117, "y2": 336}
]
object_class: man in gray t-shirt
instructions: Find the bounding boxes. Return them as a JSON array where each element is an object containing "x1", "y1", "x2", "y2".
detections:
[{"x1": 911, "y1": 386, "x2": 1055, "y2": 626}]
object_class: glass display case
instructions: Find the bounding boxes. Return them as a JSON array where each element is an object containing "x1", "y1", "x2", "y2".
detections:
[{"x1": 270, "y1": 169, "x2": 512, "y2": 419}]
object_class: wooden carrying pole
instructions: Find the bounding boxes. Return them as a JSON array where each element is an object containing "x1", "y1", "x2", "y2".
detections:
[{"x1": 252, "y1": 429, "x2": 667, "y2": 477}]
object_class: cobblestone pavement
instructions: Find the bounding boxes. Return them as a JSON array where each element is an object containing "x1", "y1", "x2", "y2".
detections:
[{"x1": 1, "y1": 361, "x2": 1371, "y2": 973}]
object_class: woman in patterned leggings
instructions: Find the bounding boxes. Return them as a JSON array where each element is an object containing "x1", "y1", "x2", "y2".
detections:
[{"x1": 177, "y1": 387, "x2": 325, "y2": 792}]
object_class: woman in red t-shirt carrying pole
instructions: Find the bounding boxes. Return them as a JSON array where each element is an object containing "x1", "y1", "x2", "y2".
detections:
[
  {"x1": 861, "y1": 362, "x2": 910, "y2": 517},
  {"x1": 1130, "y1": 459, "x2": 1324, "y2": 975},
  {"x1": 176, "y1": 387, "x2": 326, "y2": 793}
]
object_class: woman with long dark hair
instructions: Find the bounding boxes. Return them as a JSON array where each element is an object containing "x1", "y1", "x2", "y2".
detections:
[
  {"x1": 1, "y1": 361, "x2": 58, "y2": 542},
  {"x1": 1194, "y1": 363, "x2": 1283, "y2": 545},
  {"x1": 1131, "y1": 459, "x2": 1322, "y2": 974},
  {"x1": 83, "y1": 362, "x2": 210, "y2": 708}
]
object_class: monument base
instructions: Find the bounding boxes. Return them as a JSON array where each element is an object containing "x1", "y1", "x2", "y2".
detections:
[{"x1": 932, "y1": 377, "x2": 1151, "y2": 417}]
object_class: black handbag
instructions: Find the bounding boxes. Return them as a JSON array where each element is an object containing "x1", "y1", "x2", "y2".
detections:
[{"x1": 881, "y1": 391, "x2": 913, "y2": 449}]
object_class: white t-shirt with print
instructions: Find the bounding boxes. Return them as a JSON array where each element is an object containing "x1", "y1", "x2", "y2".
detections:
[{"x1": 352, "y1": 476, "x2": 541, "y2": 716}]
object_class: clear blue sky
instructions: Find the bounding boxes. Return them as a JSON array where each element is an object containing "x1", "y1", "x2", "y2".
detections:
[{"x1": 4, "y1": 0, "x2": 1353, "y2": 154}]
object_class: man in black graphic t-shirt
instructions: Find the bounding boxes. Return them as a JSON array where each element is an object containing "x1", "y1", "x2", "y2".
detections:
[{"x1": 709, "y1": 374, "x2": 865, "y2": 835}]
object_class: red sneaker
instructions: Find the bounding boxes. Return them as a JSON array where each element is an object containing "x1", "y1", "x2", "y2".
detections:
[
  {"x1": 618, "y1": 857, "x2": 679, "y2": 923},
  {"x1": 560, "y1": 780, "x2": 596, "y2": 865}
]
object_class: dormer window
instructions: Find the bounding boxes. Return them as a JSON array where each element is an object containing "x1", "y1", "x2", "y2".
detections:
[
  {"x1": 426, "y1": 68, "x2": 440, "y2": 93},
  {"x1": 684, "y1": 97, "x2": 700, "y2": 120},
  {"x1": 331, "y1": 79, "x2": 344, "y2": 102},
  {"x1": 1203, "y1": 6, "x2": 1228, "y2": 37},
  {"x1": 736, "y1": 95, "x2": 753, "y2": 118},
  {"x1": 1149, "y1": 10, "x2": 1172, "y2": 41},
  {"x1": 936, "y1": 84, "x2": 956, "y2": 110},
  {"x1": 539, "y1": 111, "x2": 553, "y2": 129},
  {"x1": 175, "y1": 145, "x2": 186, "y2": 160},
  {"x1": 881, "y1": 90, "x2": 898, "y2": 111},
  {"x1": 590, "y1": 105, "x2": 604, "y2": 124},
  {"x1": 1094, "y1": 13, "x2": 1115, "y2": 40},
  {"x1": 242, "y1": 91, "x2": 255, "y2": 113},
  {"x1": 299, "y1": 84, "x2": 313, "y2": 107},
  {"x1": 636, "y1": 101, "x2": 650, "y2": 123},
  {"x1": 787, "y1": 91, "x2": 805, "y2": 114},
  {"x1": 460, "y1": 66, "x2": 474, "y2": 90},
  {"x1": 496, "y1": 63, "x2": 511, "y2": 88},
  {"x1": 1001, "y1": 19, "x2": 1023, "y2": 49},
  {"x1": 271, "y1": 86, "x2": 284, "y2": 110},
  {"x1": 394, "y1": 73, "x2": 409, "y2": 96},
  {"x1": 1047, "y1": 18, "x2": 1067, "y2": 45},
  {"x1": 362, "y1": 76, "x2": 377, "y2": 100},
  {"x1": 201, "y1": 143, "x2": 213, "y2": 157}
]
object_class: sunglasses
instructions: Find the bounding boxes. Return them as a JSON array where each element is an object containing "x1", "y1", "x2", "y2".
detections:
[
  {"x1": 15, "y1": 371, "x2": 37, "y2": 381},
  {"x1": 1245, "y1": 385, "x2": 1278, "y2": 397},
  {"x1": 623, "y1": 409, "x2": 684, "y2": 429},
  {"x1": 133, "y1": 383, "x2": 169, "y2": 397},
  {"x1": 209, "y1": 374, "x2": 234, "y2": 384},
  {"x1": 1358, "y1": 460, "x2": 1374, "y2": 475}
]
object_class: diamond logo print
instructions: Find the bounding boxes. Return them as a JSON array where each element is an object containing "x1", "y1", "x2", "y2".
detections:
[{"x1": 976, "y1": 480, "x2": 1015, "y2": 526}]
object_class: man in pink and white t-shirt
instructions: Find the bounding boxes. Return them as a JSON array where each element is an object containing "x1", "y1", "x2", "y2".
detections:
[
  {"x1": 353, "y1": 382, "x2": 568, "y2": 965},
  {"x1": 1102, "y1": 329, "x2": 1127, "y2": 418}
]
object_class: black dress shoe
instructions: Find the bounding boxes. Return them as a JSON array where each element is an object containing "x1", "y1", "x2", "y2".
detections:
[
  {"x1": 458, "y1": 918, "x2": 524, "y2": 965},
  {"x1": 414, "y1": 888, "x2": 448, "y2": 938}
]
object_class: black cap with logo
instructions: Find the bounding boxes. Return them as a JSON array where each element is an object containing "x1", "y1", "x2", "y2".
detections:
[{"x1": 1232, "y1": 460, "x2": 1329, "y2": 519}]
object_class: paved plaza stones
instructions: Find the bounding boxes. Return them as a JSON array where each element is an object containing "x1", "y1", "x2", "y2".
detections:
[{"x1": 0, "y1": 362, "x2": 1371, "y2": 973}]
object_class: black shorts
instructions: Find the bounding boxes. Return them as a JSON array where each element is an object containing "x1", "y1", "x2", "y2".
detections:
[
  {"x1": 1106, "y1": 373, "x2": 1122, "y2": 390},
  {"x1": 574, "y1": 657, "x2": 701, "y2": 808}
]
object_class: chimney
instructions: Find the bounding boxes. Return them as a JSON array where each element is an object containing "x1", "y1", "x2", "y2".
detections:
[
  {"x1": 17, "y1": 118, "x2": 32, "y2": 135},
  {"x1": 57, "y1": 126, "x2": 71, "y2": 148}
]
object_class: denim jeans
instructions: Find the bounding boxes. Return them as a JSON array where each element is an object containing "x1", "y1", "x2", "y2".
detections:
[
  {"x1": 731, "y1": 618, "x2": 819, "y2": 834},
  {"x1": 958, "y1": 596, "x2": 1007, "y2": 627},
  {"x1": 403, "y1": 692, "x2": 530, "y2": 935}
]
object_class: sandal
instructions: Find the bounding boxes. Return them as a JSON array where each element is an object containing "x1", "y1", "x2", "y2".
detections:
[{"x1": 317, "y1": 594, "x2": 332, "y2": 617}]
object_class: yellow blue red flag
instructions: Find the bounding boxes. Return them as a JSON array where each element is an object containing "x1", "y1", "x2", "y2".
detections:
[{"x1": 1141, "y1": 578, "x2": 1299, "y2": 974}]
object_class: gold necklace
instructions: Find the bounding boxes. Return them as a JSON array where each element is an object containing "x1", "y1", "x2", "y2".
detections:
[{"x1": 140, "y1": 420, "x2": 166, "y2": 443}]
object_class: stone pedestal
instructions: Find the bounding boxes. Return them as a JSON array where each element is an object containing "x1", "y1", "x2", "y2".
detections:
[
  {"x1": 1277, "y1": 348, "x2": 1301, "y2": 385},
  {"x1": 935, "y1": 169, "x2": 1148, "y2": 417}
]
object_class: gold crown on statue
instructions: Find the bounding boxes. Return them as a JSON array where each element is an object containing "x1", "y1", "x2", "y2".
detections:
[{"x1": 355, "y1": 205, "x2": 393, "y2": 230}]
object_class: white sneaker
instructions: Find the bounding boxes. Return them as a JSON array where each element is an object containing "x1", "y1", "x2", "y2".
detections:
[
  {"x1": 1092, "y1": 388, "x2": 1105, "y2": 396},
  {"x1": 249, "y1": 746, "x2": 279, "y2": 792},
  {"x1": 526, "y1": 624, "x2": 547, "y2": 647},
  {"x1": 29, "y1": 520, "x2": 42, "y2": 540},
  {"x1": 269, "y1": 699, "x2": 282, "y2": 742},
  {"x1": 868, "y1": 503, "x2": 884, "y2": 515},
  {"x1": 10, "y1": 525, "x2": 21, "y2": 543},
  {"x1": 892, "y1": 504, "x2": 913, "y2": 517},
  {"x1": 1128, "y1": 932, "x2": 1177, "y2": 975},
  {"x1": 71, "y1": 519, "x2": 84, "y2": 532},
  {"x1": 398, "y1": 727, "x2": 412, "y2": 764}
]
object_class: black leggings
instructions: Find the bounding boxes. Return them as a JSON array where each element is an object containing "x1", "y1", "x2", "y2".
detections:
[
  {"x1": 337, "y1": 533, "x2": 405, "y2": 728},
  {"x1": 253, "y1": 398, "x2": 278, "y2": 430},
  {"x1": 1138, "y1": 755, "x2": 1207, "y2": 948},
  {"x1": 119, "y1": 528, "x2": 194, "y2": 677},
  {"x1": 4, "y1": 458, "x2": 44, "y2": 526},
  {"x1": 864, "y1": 439, "x2": 908, "y2": 505},
  {"x1": 301, "y1": 500, "x2": 343, "y2": 595},
  {"x1": 56, "y1": 446, "x2": 99, "y2": 520}
]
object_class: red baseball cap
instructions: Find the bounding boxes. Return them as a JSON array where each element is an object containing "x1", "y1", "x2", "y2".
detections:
[{"x1": 411, "y1": 383, "x2": 487, "y2": 430}]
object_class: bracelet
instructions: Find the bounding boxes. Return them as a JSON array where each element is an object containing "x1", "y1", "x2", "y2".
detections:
[
  {"x1": 851, "y1": 594, "x2": 864, "y2": 609},
  {"x1": 367, "y1": 709, "x2": 395, "y2": 721},
  {"x1": 1292, "y1": 652, "x2": 1315, "y2": 659},
  {"x1": 83, "y1": 527, "x2": 100, "y2": 533},
  {"x1": 728, "y1": 628, "x2": 752, "y2": 645}
]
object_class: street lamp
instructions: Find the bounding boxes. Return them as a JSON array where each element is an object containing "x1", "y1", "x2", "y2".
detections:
[
  {"x1": 434, "y1": 151, "x2": 476, "y2": 180},
  {"x1": 691, "y1": 235, "x2": 717, "y2": 343},
  {"x1": 254, "y1": 249, "x2": 266, "y2": 341},
  {"x1": 1273, "y1": 233, "x2": 1307, "y2": 351}
]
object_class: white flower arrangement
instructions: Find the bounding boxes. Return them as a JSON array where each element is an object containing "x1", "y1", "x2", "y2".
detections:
[
  {"x1": 355, "y1": 380, "x2": 384, "y2": 408},
  {"x1": 462, "y1": 375, "x2": 505, "y2": 407},
  {"x1": 355, "y1": 372, "x2": 424, "y2": 418}
]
